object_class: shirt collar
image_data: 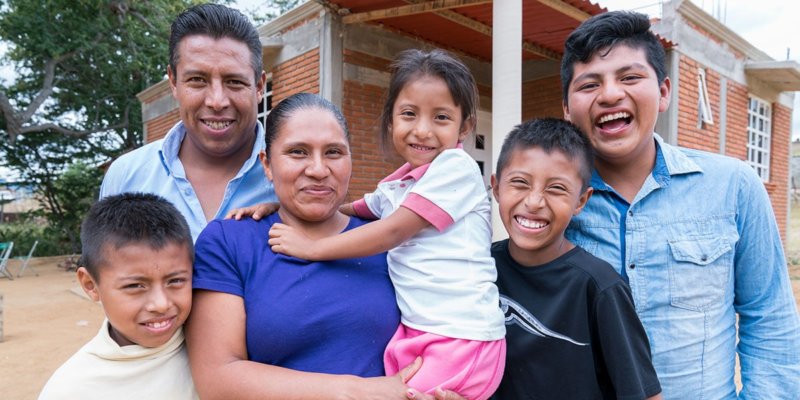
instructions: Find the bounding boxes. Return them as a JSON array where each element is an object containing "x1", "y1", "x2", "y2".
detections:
[
  {"x1": 158, "y1": 121, "x2": 266, "y2": 178},
  {"x1": 380, "y1": 162, "x2": 431, "y2": 183}
]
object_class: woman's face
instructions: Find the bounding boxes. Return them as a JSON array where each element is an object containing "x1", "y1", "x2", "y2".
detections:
[{"x1": 261, "y1": 107, "x2": 352, "y2": 225}]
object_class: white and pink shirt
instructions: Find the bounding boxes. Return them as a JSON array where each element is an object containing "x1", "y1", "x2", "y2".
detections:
[{"x1": 353, "y1": 148, "x2": 505, "y2": 341}]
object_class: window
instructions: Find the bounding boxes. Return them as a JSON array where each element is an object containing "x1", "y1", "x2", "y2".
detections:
[
  {"x1": 257, "y1": 74, "x2": 274, "y2": 129},
  {"x1": 697, "y1": 68, "x2": 713, "y2": 126},
  {"x1": 747, "y1": 96, "x2": 771, "y2": 181}
]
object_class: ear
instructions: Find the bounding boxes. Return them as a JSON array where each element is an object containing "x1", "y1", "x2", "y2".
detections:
[
  {"x1": 573, "y1": 187, "x2": 594, "y2": 216},
  {"x1": 658, "y1": 77, "x2": 671, "y2": 113},
  {"x1": 168, "y1": 67, "x2": 178, "y2": 98},
  {"x1": 459, "y1": 116, "x2": 475, "y2": 142},
  {"x1": 562, "y1": 100, "x2": 572, "y2": 122},
  {"x1": 77, "y1": 267, "x2": 101, "y2": 302},
  {"x1": 259, "y1": 150, "x2": 273, "y2": 181},
  {"x1": 491, "y1": 174, "x2": 500, "y2": 203},
  {"x1": 256, "y1": 70, "x2": 267, "y2": 102}
]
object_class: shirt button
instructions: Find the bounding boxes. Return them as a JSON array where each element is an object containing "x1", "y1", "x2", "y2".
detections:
[
  {"x1": 629, "y1": 263, "x2": 636, "y2": 270},
  {"x1": 628, "y1": 210, "x2": 634, "y2": 216},
  {"x1": 701, "y1": 255, "x2": 708, "y2": 262},
  {"x1": 184, "y1": 189, "x2": 192, "y2": 196}
]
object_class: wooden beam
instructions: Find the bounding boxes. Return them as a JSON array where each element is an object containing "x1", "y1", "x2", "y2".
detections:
[
  {"x1": 536, "y1": 0, "x2": 591, "y2": 22},
  {"x1": 342, "y1": 0, "x2": 492, "y2": 24}
]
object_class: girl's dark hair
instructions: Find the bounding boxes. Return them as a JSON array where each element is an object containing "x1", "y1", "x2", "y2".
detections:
[
  {"x1": 496, "y1": 118, "x2": 594, "y2": 191},
  {"x1": 379, "y1": 48, "x2": 478, "y2": 152},
  {"x1": 561, "y1": 11, "x2": 667, "y2": 104},
  {"x1": 169, "y1": 3, "x2": 263, "y2": 81},
  {"x1": 264, "y1": 93, "x2": 349, "y2": 156},
  {"x1": 80, "y1": 193, "x2": 193, "y2": 281}
]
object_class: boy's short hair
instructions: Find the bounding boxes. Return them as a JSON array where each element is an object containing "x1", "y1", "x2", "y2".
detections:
[
  {"x1": 79, "y1": 193, "x2": 193, "y2": 280},
  {"x1": 561, "y1": 10, "x2": 667, "y2": 104},
  {"x1": 496, "y1": 118, "x2": 594, "y2": 190}
]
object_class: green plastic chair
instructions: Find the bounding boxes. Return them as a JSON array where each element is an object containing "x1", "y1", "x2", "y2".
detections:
[
  {"x1": 0, "y1": 242, "x2": 15, "y2": 280},
  {"x1": 16, "y1": 240, "x2": 38, "y2": 277}
]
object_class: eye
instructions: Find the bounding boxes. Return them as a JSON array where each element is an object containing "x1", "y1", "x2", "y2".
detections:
[
  {"x1": 186, "y1": 76, "x2": 205, "y2": 84},
  {"x1": 287, "y1": 148, "x2": 307, "y2": 157},
  {"x1": 434, "y1": 113, "x2": 452, "y2": 121},
  {"x1": 227, "y1": 79, "x2": 247, "y2": 87},
  {"x1": 123, "y1": 283, "x2": 145, "y2": 290},
  {"x1": 168, "y1": 277, "x2": 187, "y2": 286},
  {"x1": 547, "y1": 184, "x2": 569, "y2": 193},
  {"x1": 621, "y1": 75, "x2": 643, "y2": 82},
  {"x1": 326, "y1": 147, "x2": 346, "y2": 157},
  {"x1": 576, "y1": 82, "x2": 598, "y2": 91},
  {"x1": 399, "y1": 110, "x2": 415, "y2": 118}
]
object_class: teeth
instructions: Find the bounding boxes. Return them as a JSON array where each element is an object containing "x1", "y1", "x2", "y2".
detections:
[
  {"x1": 410, "y1": 144, "x2": 434, "y2": 151},
  {"x1": 204, "y1": 120, "x2": 232, "y2": 130},
  {"x1": 516, "y1": 216, "x2": 547, "y2": 229},
  {"x1": 598, "y1": 112, "x2": 631, "y2": 124},
  {"x1": 146, "y1": 320, "x2": 170, "y2": 329}
]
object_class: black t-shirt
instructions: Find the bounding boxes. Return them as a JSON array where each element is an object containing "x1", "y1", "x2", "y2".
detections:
[{"x1": 491, "y1": 240, "x2": 661, "y2": 400}]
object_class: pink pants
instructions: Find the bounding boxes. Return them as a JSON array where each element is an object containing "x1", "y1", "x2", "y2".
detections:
[{"x1": 383, "y1": 324, "x2": 506, "y2": 400}]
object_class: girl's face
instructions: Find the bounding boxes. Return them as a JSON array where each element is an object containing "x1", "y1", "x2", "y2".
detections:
[
  {"x1": 261, "y1": 107, "x2": 352, "y2": 226},
  {"x1": 390, "y1": 75, "x2": 473, "y2": 168}
]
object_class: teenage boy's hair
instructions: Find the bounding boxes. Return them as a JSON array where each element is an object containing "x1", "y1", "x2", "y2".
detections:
[
  {"x1": 496, "y1": 118, "x2": 594, "y2": 190},
  {"x1": 560, "y1": 10, "x2": 667, "y2": 104},
  {"x1": 79, "y1": 193, "x2": 193, "y2": 280},
  {"x1": 169, "y1": 3, "x2": 263, "y2": 81}
]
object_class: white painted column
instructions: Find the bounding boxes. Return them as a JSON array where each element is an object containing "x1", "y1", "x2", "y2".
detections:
[{"x1": 491, "y1": 0, "x2": 522, "y2": 240}]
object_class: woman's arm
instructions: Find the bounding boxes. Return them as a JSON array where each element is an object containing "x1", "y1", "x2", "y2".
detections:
[
  {"x1": 186, "y1": 290, "x2": 418, "y2": 400},
  {"x1": 268, "y1": 207, "x2": 429, "y2": 261}
]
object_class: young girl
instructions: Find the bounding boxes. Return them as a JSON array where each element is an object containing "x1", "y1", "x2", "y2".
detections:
[{"x1": 265, "y1": 49, "x2": 506, "y2": 399}]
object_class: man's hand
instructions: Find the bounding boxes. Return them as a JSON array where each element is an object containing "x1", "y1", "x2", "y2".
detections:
[
  {"x1": 268, "y1": 223, "x2": 317, "y2": 259},
  {"x1": 225, "y1": 202, "x2": 280, "y2": 220}
]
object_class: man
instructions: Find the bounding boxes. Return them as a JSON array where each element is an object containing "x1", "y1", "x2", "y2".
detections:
[
  {"x1": 562, "y1": 11, "x2": 800, "y2": 399},
  {"x1": 101, "y1": 3, "x2": 275, "y2": 241}
]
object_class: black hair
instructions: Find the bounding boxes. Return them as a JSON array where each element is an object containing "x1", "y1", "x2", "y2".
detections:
[
  {"x1": 496, "y1": 118, "x2": 594, "y2": 190},
  {"x1": 379, "y1": 48, "x2": 478, "y2": 152},
  {"x1": 561, "y1": 10, "x2": 667, "y2": 104},
  {"x1": 264, "y1": 93, "x2": 349, "y2": 156},
  {"x1": 169, "y1": 3, "x2": 263, "y2": 81},
  {"x1": 79, "y1": 193, "x2": 193, "y2": 281}
]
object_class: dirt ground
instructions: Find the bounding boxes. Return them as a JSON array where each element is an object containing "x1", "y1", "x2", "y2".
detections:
[
  {"x1": 0, "y1": 239, "x2": 799, "y2": 399},
  {"x1": 0, "y1": 257, "x2": 104, "y2": 400}
]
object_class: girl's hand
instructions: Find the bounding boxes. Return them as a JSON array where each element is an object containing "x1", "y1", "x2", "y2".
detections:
[
  {"x1": 269, "y1": 223, "x2": 316, "y2": 259},
  {"x1": 406, "y1": 387, "x2": 468, "y2": 400},
  {"x1": 342, "y1": 357, "x2": 423, "y2": 400},
  {"x1": 225, "y1": 202, "x2": 280, "y2": 220}
]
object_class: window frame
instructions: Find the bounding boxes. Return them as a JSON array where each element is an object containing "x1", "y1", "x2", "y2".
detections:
[
  {"x1": 697, "y1": 68, "x2": 714, "y2": 126},
  {"x1": 746, "y1": 95, "x2": 772, "y2": 182},
  {"x1": 257, "y1": 73, "x2": 274, "y2": 129}
]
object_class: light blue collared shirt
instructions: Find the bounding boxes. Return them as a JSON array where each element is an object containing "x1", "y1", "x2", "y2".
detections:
[
  {"x1": 100, "y1": 121, "x2": 276, "y2": 242},
  {"x1": 566, "y1": 134, "x2": 800, "y2": 399}
]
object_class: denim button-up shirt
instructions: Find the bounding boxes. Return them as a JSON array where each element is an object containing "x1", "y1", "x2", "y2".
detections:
[
  {"x1": 566, "y1": 134, "x2": 800, "y2": 399},
  {"x1": 100, "y1": 121, "x2": 276, "y2": 242}
]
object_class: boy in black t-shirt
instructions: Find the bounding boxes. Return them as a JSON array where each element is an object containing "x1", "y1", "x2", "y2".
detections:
[{"x1": 489, "y1": 118, "x2": 662, "y2": 400}]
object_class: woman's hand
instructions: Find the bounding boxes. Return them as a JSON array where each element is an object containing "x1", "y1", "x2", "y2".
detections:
[
  {"x1": 225, "y1": 202, "x2": 280, "y2": 220},
  {"x1": 406, "y1": 388, "x2": 468, "y2": 400},
  {"x1": 269, "y1": 222, "x2": 317, "y2": 259}
]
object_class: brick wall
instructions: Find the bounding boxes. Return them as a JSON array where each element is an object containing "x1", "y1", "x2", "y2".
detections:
[
  {"x1": 769, "y1": 103, "x2": 792, "y2": 240},
  {"x1": 724, "y1": 81, "x2": 749, "y2": 160},
  {"x1": 272, "y1": 49, "x2": 320, "y2": 103},
  {"x1": 522, "y1": 76, "x2": 563, "y2": 120},
  {"x1": 144, "y1": 108, "x2": 180, "y2": 143}
]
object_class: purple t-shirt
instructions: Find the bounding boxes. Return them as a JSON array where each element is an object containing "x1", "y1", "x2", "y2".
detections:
[{"x1": 193, "y1": 213, "x2": 400, "y2": 376}]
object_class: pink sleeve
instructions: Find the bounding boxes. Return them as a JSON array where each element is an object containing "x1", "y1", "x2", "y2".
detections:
[
  {"x1": 352, "y1": 198, "x2": 377, "y2": 219},
  {"x1": 401, "y1": 193, "x2": 454, "y2": 232}
]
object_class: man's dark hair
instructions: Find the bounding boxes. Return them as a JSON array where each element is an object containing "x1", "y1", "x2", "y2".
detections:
[
  {"x1": 496, "y1": 118, "x2": 594, "y2": 190},
  {"x1": 264, "y1": 92, "x2": 349, "y2": 156},
  {"x1": 561, "y1": 10, "x2": 667, "y2": 104},
  {"x1": 169, "y1": 3, "x2": 263, "y2": 81},
  {"x1": 79, "y1": 193, "x2": 193, "y2": 280},
  {"x1": 379, "y1": 48, "x2": 478, "y2": 153}
]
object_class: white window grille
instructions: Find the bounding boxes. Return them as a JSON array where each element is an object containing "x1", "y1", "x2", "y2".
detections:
[
  {"x1": 697, "y1": 68, "x2": 713, "y2": 125},
  {"x1": 257, "y1": 73, "x2": 274, "y2": 129},
  {"x1": 747, "y1": 96, "x2": 771, "y2": 181}
]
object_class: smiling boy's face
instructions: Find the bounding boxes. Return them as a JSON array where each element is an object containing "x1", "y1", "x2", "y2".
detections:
[
  {"x1": 563, "y1": 44, "x2": 670, "y2": 167},
  {"x1": 492, "y1": 146, "x2": 592, "y2": 266},
  {"x1": 77, "y1": 242, "x2": 192, "y2": 348}
]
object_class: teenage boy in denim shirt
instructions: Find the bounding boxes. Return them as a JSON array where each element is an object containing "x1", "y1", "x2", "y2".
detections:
[{"x1": 561, "y1": 10, "x2": 800, "y2": 399}]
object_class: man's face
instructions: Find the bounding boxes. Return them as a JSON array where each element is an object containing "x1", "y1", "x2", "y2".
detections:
[
  {"x1": 77, "y1": 242, "x2": 193, "y2": 348},
  {"x1": 563, "y1": 45, "x2": 670, "y2": 166},
  {"x1": 169, "y1": 35, "x2": 265, "y2": 161}
]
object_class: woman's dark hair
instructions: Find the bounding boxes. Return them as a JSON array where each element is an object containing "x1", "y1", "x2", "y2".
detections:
[
  {"x1": 264, "y1": 93, "x2": 349, "y2": 156},
  {"x1": 561, "y1": 11, "x2": 667, "y2": 104},
  {"x1": 169, "y1": 3, "x2": 263, "y2": 81},
  {"x1": 379, "y1": 48, "x2": 478, "y2": 153},
  {"x1": 496, "y1": 118, "x2": 594, "y2": 191},
  {"x1": 80, "y1": 193, "x2": 193, "y2": 281}
]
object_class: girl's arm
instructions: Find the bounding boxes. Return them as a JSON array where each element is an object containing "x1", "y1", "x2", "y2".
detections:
[
  {"x1": 269, "y1": 207, "x2": 429, "y2": 261},
  {"x1": 186, "y1": 290, "x2": 420, "y2": 400}
]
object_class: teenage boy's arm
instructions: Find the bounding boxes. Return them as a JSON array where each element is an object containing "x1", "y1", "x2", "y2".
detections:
[
  {"x1": 733, "y1": 167, "x2": 800, "y2": 397},
  {"x1": 186, "y1": 290, "x2": 424, "y2": 400},
  {"x1": 269, "y1": 207, "x2": 430, "y2": 260}
]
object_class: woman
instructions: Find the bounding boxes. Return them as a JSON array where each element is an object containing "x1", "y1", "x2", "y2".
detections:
[{"x1": 187, "y1": 93, "x2": 437, "y2": 399}]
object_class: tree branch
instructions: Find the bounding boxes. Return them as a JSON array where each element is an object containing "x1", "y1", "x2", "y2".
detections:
[{"x1": 19, "y1": 120, "x2": 128, "y2": 138}]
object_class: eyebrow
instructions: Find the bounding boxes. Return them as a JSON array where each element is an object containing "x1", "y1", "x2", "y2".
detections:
[
  {"x1": 572, "y1": 62, "x2": 650, "y2": 83},
  {"x1": 180, "y1": 69, "x2": 252, "y2": 82}
]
